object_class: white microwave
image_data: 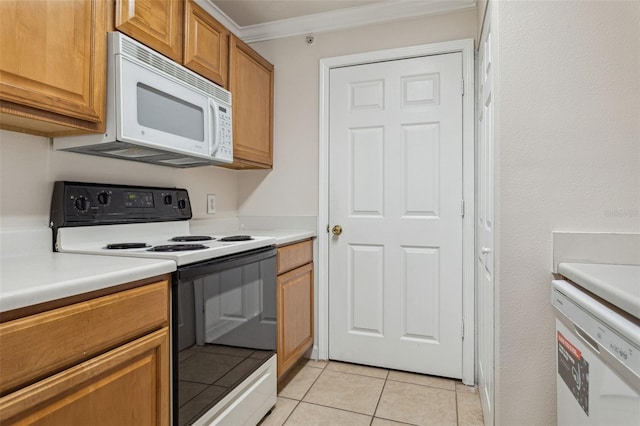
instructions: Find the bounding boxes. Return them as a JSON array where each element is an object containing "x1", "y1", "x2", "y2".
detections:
[{"x1": 55, "y1": 32, "x2": 233, "y2": 168}]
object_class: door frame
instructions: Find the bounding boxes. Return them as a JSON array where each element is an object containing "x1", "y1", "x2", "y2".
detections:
[{"x1": 317, "y1": 39, "x2": 475, "y2": 385}]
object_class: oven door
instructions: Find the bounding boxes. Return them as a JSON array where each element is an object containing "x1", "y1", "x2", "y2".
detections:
[{"x1": 173, "y1": 246, "x2": 277, "y2": 426}]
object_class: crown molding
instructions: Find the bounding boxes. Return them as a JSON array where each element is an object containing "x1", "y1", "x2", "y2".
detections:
[
  {"x1": 195, "y1": 0, "x2": 242, "y2": 37},
  {"x1": 202, "y1": 0, "x2": 476, "y2": 43}
]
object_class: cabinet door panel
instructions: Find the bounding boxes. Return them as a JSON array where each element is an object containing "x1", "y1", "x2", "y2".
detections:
[
  {"x1": 183, "y1": 0, "x2": 228, "y2": 87},
  {"x1": 0, "y1": 0, "x2": 106, "y2": 127},
  {"x1": 0, "y1": 328, "x2": 170, "y2": 425},
  {"x1": 277, "y1": 263, "x2": 313, "y2": 378},
  {"x1": 277, "y1": 240, "x2": 313, "y2": 275},
  {"x1": 228, "y1": 35, "x2": 274, "y2": 169},
  {"x1": 115, "y1": 0, "x2": 183, "y2": 62}
]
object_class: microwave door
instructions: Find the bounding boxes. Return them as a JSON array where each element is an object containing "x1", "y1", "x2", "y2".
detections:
[{"x1": 117, "y1": 56, "x2": 212, "y2": 159}]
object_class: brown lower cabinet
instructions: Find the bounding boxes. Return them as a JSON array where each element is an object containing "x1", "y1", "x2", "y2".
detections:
[
  {"x1": 0, "y1": 279, "x2": 170, "y2": 425},
  {"x1": 277, "y1": 239, "x2": 314, "y2": 379}
]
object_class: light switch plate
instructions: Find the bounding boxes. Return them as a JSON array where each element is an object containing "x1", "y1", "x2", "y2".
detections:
[{"x1": 207, "y1": 194, "x2": 216, "y2": 214}]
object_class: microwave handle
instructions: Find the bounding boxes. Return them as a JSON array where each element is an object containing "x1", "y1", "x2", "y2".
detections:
[{"x1": 209, "y1": 99, "x2": 220, "y2": 156}]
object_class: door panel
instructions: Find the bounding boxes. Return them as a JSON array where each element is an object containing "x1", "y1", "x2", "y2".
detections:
[
  {"x1": 477, "y1": 16, "x2": 496, "y2": 423},
  {"x1": 403, "y1": 124, "x2": 440, "y2": 216},
  {"x1": 329, "y1": 53, "x2": 464, "y2": 378},
  {"x1": 349, "y1": 244, "x2": 384, "y2": 335}
]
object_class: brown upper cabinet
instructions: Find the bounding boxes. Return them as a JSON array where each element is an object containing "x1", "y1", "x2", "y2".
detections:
[
  {"x1": 115, "y1": 0, "x2": 184, "y2": 63},
  {"x1": 0, "y1": 0, "x2": 107, "y2": 136},
  {"x1": 115, "y1": 0, "x2": 228, "y2": 88},
  {"x1": 115, "y1": 0, "x2": 273, "y2": 169},
  {"x1": 1, "y1": 0, "x2": 274, "y2": 168},
  {"x1": 183, "y1": 0, "x2": 229, "y2": 88},
  {"x1": 225, "y1": 35, "x2": 274, "y2": 169}
]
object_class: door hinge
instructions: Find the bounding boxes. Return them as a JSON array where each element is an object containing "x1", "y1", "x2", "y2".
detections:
[
  {"x1": 461, "y1": 79, "x2": 465, "y2": 96},
  {"x1": 461, "y1": 200, "x2": 465, "y2": 217},
  {"x1": 461, "y1": 321, "x2": 465, "y2": 339}
]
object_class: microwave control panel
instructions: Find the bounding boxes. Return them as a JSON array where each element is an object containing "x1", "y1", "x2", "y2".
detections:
[{"x1": 214, "y1": 105, "x2": 233, "y2": 163}]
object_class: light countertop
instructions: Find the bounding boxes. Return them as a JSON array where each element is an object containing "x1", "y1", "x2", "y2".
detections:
[
  {"x1": 238, "y1": 229, "x2": 315, "y2": 246},
  {"x1": 189, "y1": 219, "x2": 316, "y2": 247},
  {"x1": 0, "y1": 223, "x2": 314, "y2": 314},
  {"x1": 1, "y1": 251, "x2": 175, "y2": 313},
  {"x1": 558, "y1": 262, "x2": 640, "y2": 320}
]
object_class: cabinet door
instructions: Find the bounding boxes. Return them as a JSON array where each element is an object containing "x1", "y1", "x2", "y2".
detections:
[
  {"x1": 0, "y1": 328, "x2": 170, "y2": 425},
  {"x1": 183, "y1": 0, "x2": 229, "y2": 88},
  {"x1": 115, "y1": 0, "x2": 183, "y2": 62},
  {"x1": 227, "y1": 35, "x2": 274, "y2": 169},
  {"x1": 277, "y1": 262, "x2": 313, "y2": 378},
  {"x1": 0, "y1": 0, "x2": 107, "y2": 135}
]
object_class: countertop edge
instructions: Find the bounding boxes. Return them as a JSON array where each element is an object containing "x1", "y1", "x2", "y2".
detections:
[
  {"x1": 1, "y1": 253, "x2": 176, "y2": 313},
  {"x1": 557, "y1": 262, "x2": 640, "y2": 320}
]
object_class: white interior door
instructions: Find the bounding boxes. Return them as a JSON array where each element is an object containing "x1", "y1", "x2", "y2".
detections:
[
  {"x1": 477, "y1": 14, "x2": 496, "y2": 424},
  {"x1": 328, "y1": 53, "x2": 464, "y2": 378}
]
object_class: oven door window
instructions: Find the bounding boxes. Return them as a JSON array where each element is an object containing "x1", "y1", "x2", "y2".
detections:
[{"x1": 175, "y1": 249, "x2": 276, "y2": 426}]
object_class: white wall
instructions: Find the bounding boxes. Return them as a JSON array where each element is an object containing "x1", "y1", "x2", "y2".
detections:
[
  {"x1": 492, "y1": 1, "x2": 640, "y2": 425},
  {"x1": 238, "y1": 8, "x2": 478, "y2": 217},
  {"x1": 0, "y1": 130, "x2": 239, "y2": 229}
]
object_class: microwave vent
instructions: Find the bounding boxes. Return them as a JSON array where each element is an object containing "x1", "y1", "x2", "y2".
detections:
[
  {"x1": 61, "y1": 141, "x2": 216, "y2": 168},
  {"x1": 120, "y1": 36, "x2": 231, "y2": 105}
]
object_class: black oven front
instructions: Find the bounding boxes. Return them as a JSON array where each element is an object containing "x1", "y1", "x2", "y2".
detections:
[{"x1": 172, "y1": 245, "x2": 277, "y2": 425}]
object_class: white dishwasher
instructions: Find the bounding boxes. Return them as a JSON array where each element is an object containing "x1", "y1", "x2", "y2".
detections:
[{"x1": 551, "y1": 279, "x2": 640, "y2": 425}]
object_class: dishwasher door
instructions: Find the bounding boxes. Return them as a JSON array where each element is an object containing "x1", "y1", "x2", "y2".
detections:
[{"x1": 552, "y1": 280, "x2": 640, "y2": 426}]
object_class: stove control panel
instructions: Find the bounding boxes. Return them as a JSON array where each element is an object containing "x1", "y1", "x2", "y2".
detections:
[{"x1": 50, "y1": 181, "x2": 192, "y2": 229}]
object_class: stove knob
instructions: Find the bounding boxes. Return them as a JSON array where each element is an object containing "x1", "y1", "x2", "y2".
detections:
[
  {"x1": 164, "y1": 194, "x2": 173, "y2": 205},
  {"x1": 97, "y1": 192, "x2": 110, "y2": 205},
  {"x1": 74, "y1": 196, "x2": 89, "y2": 211},
  {"x1": 177, "y1": 199, "x2": 187, "y2": 210}
]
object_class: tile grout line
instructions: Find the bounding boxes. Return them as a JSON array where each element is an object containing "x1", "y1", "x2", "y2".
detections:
[
  {"x1": 455, "y1": 387, "x2": 460, "y2": 426},
  {"x1": 279, "y1": 399, "x2": 300, "y2": 426},
  {"x1": 287, "y1": 361, "x2": 388, "y2": 423},
  {"x1": 277, "y1": 360, "x2": 328, "y2": 426},
  {"x1": 279, "y1": 360, "x2": 477, "y2": 425},
  {"x1": 298, "y1": 362, "x2": 328, "y2": 402},
  {"x1": 369, "y1": 370, "x2": 389, "y2": 426},
  {"x1": 385, "y1": 377, "x2": 458, "y2": 393}
]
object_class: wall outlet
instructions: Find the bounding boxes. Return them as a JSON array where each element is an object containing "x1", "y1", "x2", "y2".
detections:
[{"x1": 207, "y1": 194, "x2": 216, "y2": 214}]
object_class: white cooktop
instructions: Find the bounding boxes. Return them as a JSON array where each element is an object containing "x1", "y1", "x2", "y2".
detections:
[
  {"x1": 558, "y1": 262, "x2": 640, "y2": 320},
  {"x1": 56, "y1": 221, "x2": 276, "y2": 266}
]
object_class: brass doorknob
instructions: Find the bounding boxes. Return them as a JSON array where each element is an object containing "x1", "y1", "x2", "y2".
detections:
[{"x1": 331, "y1": 225, "x2": 343, "y2": 236}]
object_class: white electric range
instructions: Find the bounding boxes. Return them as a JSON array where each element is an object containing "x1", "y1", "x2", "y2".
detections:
[
  {"x1": 55, "y1": 220, "x2": 275, "y2": 266},
  {"x1": 51, "y1": 181, "x2": 278, "y2": 426}
]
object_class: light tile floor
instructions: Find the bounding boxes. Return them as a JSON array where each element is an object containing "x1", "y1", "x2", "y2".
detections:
[{"x1": 260, "y1": 359, "x2": 484, "y2": 426}]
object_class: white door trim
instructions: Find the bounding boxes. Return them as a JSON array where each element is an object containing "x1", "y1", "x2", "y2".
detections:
[{"x1": 317, "y1": 39, "x2": 476, "y2": 385}]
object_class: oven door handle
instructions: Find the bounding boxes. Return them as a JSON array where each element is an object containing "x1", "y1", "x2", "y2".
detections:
[{"x1": 177, "y1": 245, "x2": 276, "y2": 282}]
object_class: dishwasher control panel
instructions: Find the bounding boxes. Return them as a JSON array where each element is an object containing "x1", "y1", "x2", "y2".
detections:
[{"x1": 552, "y1": 280, "x2": 640, "y2": 378}]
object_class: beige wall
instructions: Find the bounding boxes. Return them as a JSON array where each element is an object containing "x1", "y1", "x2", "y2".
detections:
[
  {"x1": 477, "y1": 0, "x2": 488, "y2": 43},
  {"x1": 0, "y1": 9, "x2": 477, "y2": 229},
  {"x1": 494, "y1": 1, "x2": 640, "y2": 424},
  {"x1": 0, "y1": 130, "x2": 239, "y2": 228},
  {"x1": 238, "y1": 8, "x2": 478, "y2": 217}
]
